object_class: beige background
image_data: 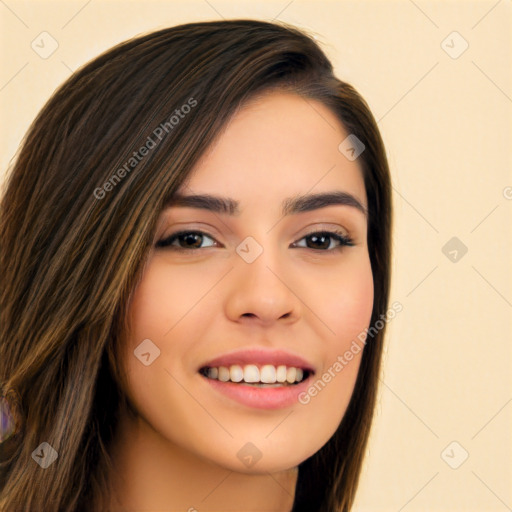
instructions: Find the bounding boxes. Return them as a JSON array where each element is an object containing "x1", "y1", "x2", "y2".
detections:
[{"x1": 1, "y1": 0, "x2": 511, "y2": 510}]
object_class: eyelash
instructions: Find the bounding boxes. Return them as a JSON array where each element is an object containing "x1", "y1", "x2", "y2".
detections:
[{"x1": 155, "y1": 229, "x2": 354, "y2": 252}]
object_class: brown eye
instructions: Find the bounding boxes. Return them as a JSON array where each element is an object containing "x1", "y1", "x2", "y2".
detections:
[
  {"x1": 293, "y1": 230, "x2": 354, "y2": 251},
  {"x1": 156, "y1": 231, "x2": 217, "y2": 250}
]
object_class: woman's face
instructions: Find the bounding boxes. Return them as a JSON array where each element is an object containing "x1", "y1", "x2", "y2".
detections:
[{"x1": 121, "y1": 91, "x2": 373, "y2": 473}]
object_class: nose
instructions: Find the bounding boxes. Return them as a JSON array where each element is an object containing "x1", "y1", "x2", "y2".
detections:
[{"x1": 224, "y1": 242, "x2": 302, "y2": 327}]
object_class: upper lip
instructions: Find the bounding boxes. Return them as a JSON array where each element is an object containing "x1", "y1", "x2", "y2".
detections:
[{"x1": 199, "y1": 348, "x2": 316, "y2": 374}]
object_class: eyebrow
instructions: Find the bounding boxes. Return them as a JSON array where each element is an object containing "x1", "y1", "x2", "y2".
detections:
[{"x1": 165, "y1": 190, "x2": 368, "y2": 218}]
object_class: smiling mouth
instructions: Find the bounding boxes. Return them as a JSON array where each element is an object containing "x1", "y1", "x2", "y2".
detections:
[{"x1": 199, "y1": 364, "x2": 312, "y2": 387}]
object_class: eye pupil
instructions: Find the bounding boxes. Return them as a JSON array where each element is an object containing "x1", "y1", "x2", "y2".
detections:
[
  {"x1": 181, "y1": 233, "x2": 202, "y2": 248},
  {"x1": 307, "y1": 233, "x2": 329, "y2": 250}
]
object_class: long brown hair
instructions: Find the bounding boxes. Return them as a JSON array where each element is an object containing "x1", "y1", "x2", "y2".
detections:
[{"x1": 0, "y1": 19, "x2": 391, "y2": 511}]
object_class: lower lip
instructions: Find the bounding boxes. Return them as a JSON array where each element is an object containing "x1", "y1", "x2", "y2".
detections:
[{"x1": 200, "y1": 374, "x2": 313, "y2": 410}]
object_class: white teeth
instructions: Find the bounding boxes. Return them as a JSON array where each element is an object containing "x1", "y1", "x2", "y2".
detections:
[
  {"x1": 203, "y1": 364, "x2": 308, "y2": 384},
  {"x1": 243, "y1": 364, "x2": 260, "y2": 383},
  {"x1": 218, "y1": 366, "x2": 230, "y2": 382},
  {"x1": 260, "y1": 365, "x2": 276, "y2": 383},
  {"x1": 276, "y1": 365, "x2": 287, "y2": 383},
  {"x1": 286, "y1": 367, "x2": 296, "y2": 383},
  {"x1": 229, "y1": 364, "x2": 244, "y2": 382}
]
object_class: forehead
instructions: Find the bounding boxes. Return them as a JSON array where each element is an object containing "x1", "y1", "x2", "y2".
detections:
[{"x1": 180, "y1": 91, "x2": 366, "y2": 208}]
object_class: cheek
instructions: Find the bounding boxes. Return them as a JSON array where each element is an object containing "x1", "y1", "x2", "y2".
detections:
[
  {"x1": 116, "y1": 263, "x2": 181, "y2": 403},
  {"x1": 127, "y1": 262, "x2": 186, "y2": 339},
  {"x1": 117, "y1": 264, "x2": 206, "y2": 444},
  {"x1": 126, "y1": 255, "x2": 219, "y2": 348},
  {"x1": 301, "y1": 255, "x2": 373, "y2": 424},
  {"x1": 321, "y1": 255, "x2": 374, "y2": 341}
]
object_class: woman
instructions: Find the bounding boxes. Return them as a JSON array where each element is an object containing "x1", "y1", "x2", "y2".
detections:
[{"x1": 0, "y1": 19, "x2": 391, "y2": 511}]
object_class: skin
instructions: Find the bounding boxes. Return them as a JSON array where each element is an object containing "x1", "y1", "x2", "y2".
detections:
[{"x1": 106, "y1": 91, "x2": 374, "y2": 511}]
